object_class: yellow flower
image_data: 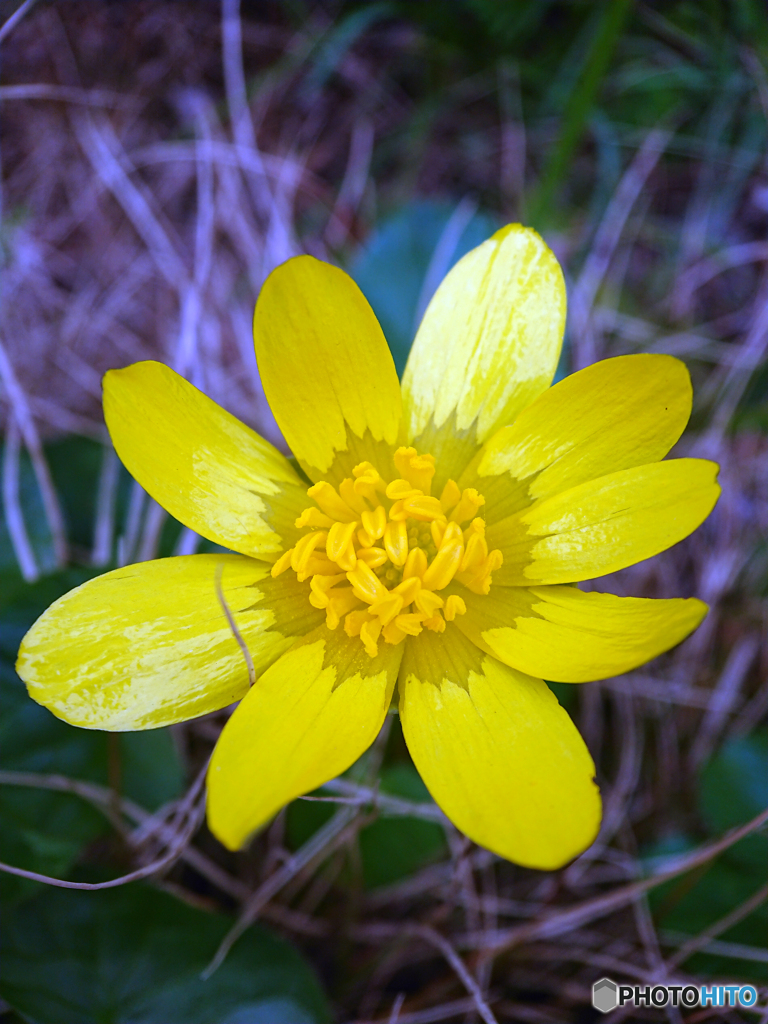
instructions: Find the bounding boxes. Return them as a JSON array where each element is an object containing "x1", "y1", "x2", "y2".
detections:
[{"x1": 16, "y1": 225, "x2": 720, "y2": 870}]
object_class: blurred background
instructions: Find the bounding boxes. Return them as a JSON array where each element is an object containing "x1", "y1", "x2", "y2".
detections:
[{"x1": 0, "y1": 1, "x2": 767, "y2": 1021}]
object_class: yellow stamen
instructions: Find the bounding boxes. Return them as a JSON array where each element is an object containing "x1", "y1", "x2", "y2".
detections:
[
  {"x1": 421, "y1": 522, "x2": 464, "y2": 590},
  {"x1": 368, "y1": 591, "x2": 403, "y2": 626},
  {"x1": 423, "y1": 612, "x2": 446, "y2": 633},
  {"x1": 357, "y1": 546, "x2": 388, "y2": 569},
  {"x1": 450, "y1": 488, "x2": 486, "y2": 525},
  {"x1": 383, "y1": 520, "x2": 408, "y2": 566},
  {"x1": 386, "y1": 478, "x2": 421, "y2": 501},
  {"x1": 307, "y1": 481, "x2": 358, "y2": 522},
  {"x1": 326, "y1": 520, "x2": 358, "y2": 571},
  {"x1": 382, "y1": 620, "x2": 407, "y2": 645},
  {"x1": 347, "y1": 561, "x2": 386, "y2": 604},
  {"x1": 339, "y1": 477, "x2": 369, "y2": 514},
  {"x1": 271, "y1": 548, "x2": 294, "y2": 577},
  {"x1": 394, "y1": 446, "x2": 436, "y2": 494},
  {"x1": 387, "y1": 499, "x2": 409, "y2": 521},
  {"x1": 444, "y1": 594, "x2": 466, "y2": 621},
  {"x1": 414, "y1": 589, "x2": 443, "y2": 618},
  {"x1": 361, "y1": 505, "x2": 386, "y2": 540},
  {"x1": 352, "y1": 462, "x2": 386, "y2": 502},
  {"x1": 461, "y1": 528, "x2": 488, "y2": 574},
  {"x1": 297, "y1": 553, "x2": 339, "y2": 582},
  {"x1": 402, "y1": 494, "x2": 444, "y2": 521},
  {"x1": 439, "y1": 479, "x2": 461, "y2": 514},
  {"x1": 393, "y1": 576, "x2": 421, "y2": 604},
  {"x1": 344, "y1": 609, "x2": 371, "y2": 638},
  {"x1": 325, "y1": 587, "x2": 360, "y2": 629},
  {"x1": 291, "y1": 531, "x2": 328, "y2": 574},
  {"x1": 277, "y1": 447, "x2": 498, "y2": 656},
  {"x1": 308, "y1": 572, "x2": 347, "y2": 608},
  {"x1": 295, "y1": 507, "x2": 334, "y2": 529},
  {"x1": 360, "y1": 617, "x2": 382, "y2": 657},
  {"x1": 394, "y1": 612, "x2": 424, "y2": 636},
  {"x1": 403, "y1": 546, "x2": 428, "y2": 580}
]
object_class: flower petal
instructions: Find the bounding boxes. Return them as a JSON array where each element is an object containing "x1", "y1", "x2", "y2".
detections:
[
  {"x1": 465, "y1": 354, "x2": 693, "y2": 520},
  {"x1": 207, "y1": 626, "x2": 402, "y2": 850},
  {"x1": 454, "y1": 584, "x2": 707, "y2": 682},
  {"x1": 399, "y1": 627, "x2": 600, "y2": 869},
  {"x1": 402, "y1": 225, "x2": 565, "y2": 470},
  {"x1": 488, "y1": 459, "x2": 720, "y2": 585},
  {"x1": 104, "y1": 361, "x2": 307, "y2": 560},
  {"x1": 253, "y1": 256, "x2": 402, "y2": 480},
  {"x1": 16, "y1": 555, "x2": 322, "y2": 730}
]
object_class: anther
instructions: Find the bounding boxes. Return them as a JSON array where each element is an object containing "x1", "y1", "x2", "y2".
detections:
[
  {"x1": 357, "y1": 546, "x2": 388, "y2": 569},
  {"x1": 394, "y1": 447, "x2": 436, "y2": 494},
  {"x1": 307, "y1": 481, "x2": 358, "y2": 522},
  {"x1": 339, "y1": 477, "x2": 370, "y2": 514},
  {"x1": 325, "y1": 587, "x2": 359, "y2": 629},
  {"x1": 292, "y1": 531, "x2": 328, "y2": 574},
  {"x1": 308, "y1": 572, "x2": 347, "y2": 608},
  {"x1": 361, "y1": 506, "x2": 386, "y2": 540},
  {"x1": 271, "y1": 548, "x2": 294, "y2": 577},
  {"x1": 368, "y1": 591, "x2": 403, "y2": 626},
  {"x1": 402, "y1": 494, "x2": 444, "y2": 521},
  {"x1": 386, "y1": 478, "x2": 421, "y2": 501},
  {"x1": 347, "y1": 561, "x2": 386, "y2": 604},
  {"x1": 450, "y1": 488, "x2": 486, "y2": 525},
  {"x1": 402, "y1": 547, "x2": 428, "y2": 580},
  {"x1": 421, "y1": 523, "x2": 464, "y2": 591},
  {"x1": 360, "y1": 618, "x2": 382, "y2": 657},
  {"x1": 414, "y1": 589, "x2": 443, "y2": 617},
  {"x1": 439, "y1": 479, "x2": 461, "y2": 514},
  {"x1": 393, "y1": 612, "x2": 424, "y2": 636},
  {"x1": 444, "y1": 594, "x2": 466, "y2": 621},
  {"x1": 384, "y1": 520, "x2": 408, "y2": 566},
  {"x1": 327, "y1": 520, "x2": 358, "y2": 570},
  {"x1": 352, "y1": 462, "x2": 386, "y2": 502},
  {"x1": 295, "y1": 507, "x2": 334, "y2": 529}
]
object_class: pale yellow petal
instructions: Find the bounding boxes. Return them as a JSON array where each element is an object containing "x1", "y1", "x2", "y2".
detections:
[
  {"x1": 402, "y1": 225, "x2": 565, "y2": 465},
  {"x1": 16, "y1": 555, "x2": 322, "y2": 730},
  {"x1": 466, "y1": 354, "x2": 693, "y2": 520},
  {"x1": 399, "y1": 627, "x2": 600, "y2": 869},
  {"x1": 253, "y1": 256, "x2": 402, "y2": 481},
  {"x1": 488, "y1": 459, "x2": 720, "y2": 585},
  {"x1": 104, "y1": 361, "x2": 307, "y2": 560},
  {"x1": 207, "y1": 627, "x2": 402, "y2": 850},
  {"x1": 454, "y1": 584, "x2": 707, "y2": 682}
]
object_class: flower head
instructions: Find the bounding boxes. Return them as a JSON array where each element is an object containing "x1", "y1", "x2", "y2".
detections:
[{"x1": 16, "y1": 225, "x2": 720, "y2": 870}]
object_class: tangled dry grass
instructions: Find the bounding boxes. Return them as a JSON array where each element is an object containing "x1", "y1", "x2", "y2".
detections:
[{"x1": 1, "y1": 2, "x2": 767, "y2": 1022}]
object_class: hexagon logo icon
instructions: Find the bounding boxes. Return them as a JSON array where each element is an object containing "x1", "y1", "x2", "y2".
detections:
[{"x1": 592, "y1": 978, "x2": 618, "y2": 1014}]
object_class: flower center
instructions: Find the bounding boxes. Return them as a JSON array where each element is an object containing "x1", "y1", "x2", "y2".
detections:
[{"x1": 272, "y1": 446, "x2": 502, "y2": 657}]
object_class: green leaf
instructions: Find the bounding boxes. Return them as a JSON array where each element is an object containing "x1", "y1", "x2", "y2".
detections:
[
  {"x1": 0, "y1": 569, "x2": 185, "y2": 900},
  {"x1": 646, "y1": 730, "x2": 768, "y2": 982},
  {"x1": 358, "y1": 764, "x2": 446, "y2": 888},
  {"x1": 0, "y1": 885, "x2": 331, "y2": 1024},
  {"x1": 0, "y1": 662, "x2": 106, "y2": 905},
  {"x1": 287, "y1": 764, "x2": 446, "y2": 889},
  {"x1": 351, "y1": 200, "x2": 499, "y2": 376},
  {"x1": 119, "y1": 730, "x2": 185, "y2": 812},
  {"x1": 700, "y1": 729, "x2": 768, "y2": 830},
  {"x1": 698, "y1": 729, "x2": 768, "y2": 873},
  {"x1": 46, "y1": 437, "x2": 103, "y2": 551},
  {"x1": 651, "y1": 858, "x2": 768, "y2": 983}
]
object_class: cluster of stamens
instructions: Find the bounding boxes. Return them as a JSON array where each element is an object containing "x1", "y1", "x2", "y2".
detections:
[{"x1": 272, "y1": 447, "x2": 502, "y2": 657}]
